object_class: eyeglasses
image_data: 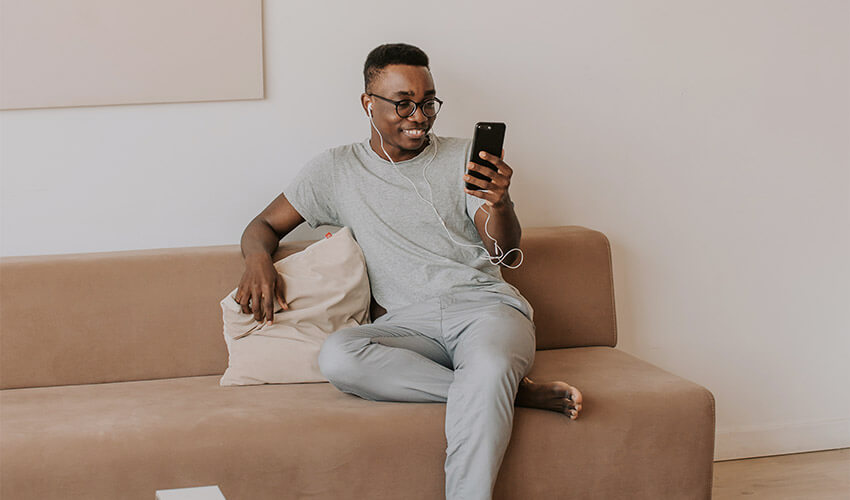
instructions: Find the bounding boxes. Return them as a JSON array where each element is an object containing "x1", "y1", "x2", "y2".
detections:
[{"x1": 367, "y1": 93, "x2": 443, "y2": 118}]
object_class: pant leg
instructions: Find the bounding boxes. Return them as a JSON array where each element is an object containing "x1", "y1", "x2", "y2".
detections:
[
  {"x1": 317, "y1": 297, "x2": 454, "y2": 403},
  {"x1": 439, "y1": 291, "x2": 537, "y2": 500}
]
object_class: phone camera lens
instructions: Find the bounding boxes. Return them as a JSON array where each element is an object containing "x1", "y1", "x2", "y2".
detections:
[{"x1": 486, "y1": 126, "x2": 492, "y2": 130}]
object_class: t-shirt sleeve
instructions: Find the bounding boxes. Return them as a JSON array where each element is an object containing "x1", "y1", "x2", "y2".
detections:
[
  {"x1": 282, "y1": 149, "x2": 341, "y2": 229},
  {"x1": 461, "y1": 137, "x2": 487, "y2": 223},
  {"x1": 466, "y1": 190, "x2": 487, "y2": 223}
]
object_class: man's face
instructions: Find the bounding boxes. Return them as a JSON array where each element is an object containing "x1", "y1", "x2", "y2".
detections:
[{"x1": 363, "y1": 64, "x2": 437, "y2": 154}]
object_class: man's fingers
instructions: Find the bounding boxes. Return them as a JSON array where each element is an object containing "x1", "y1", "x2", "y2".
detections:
[
  {"x1": 478, "y1": 150, "x2": 504, "y2": 163},
  {"x1": 235, "y1": 289, "x2": 251, "y2": 315},
  {"x1": 464, "y1": 187, "x2": 496, "y2": 207},
  {"x1": 466, "y1": 162, "x2": 497, "y2": 177},
  {"x1": 251, "y1": 287, "x2": 264, "y2": 322},
  {"x1": 476, "y1": 152, "x2": 512, "y2": 178},
  {"x1": 275, "y1": 274, "x2": 289, "y2": 311},
  {"x1": 464, "y1": 187, "x2": 492, "y2": 200},
  {"x1": 464, "y1": 173, "x2": 491, "y2": 190},
  {"x1": 263, "y1": 286, "x2": 275, "y2": 325}
]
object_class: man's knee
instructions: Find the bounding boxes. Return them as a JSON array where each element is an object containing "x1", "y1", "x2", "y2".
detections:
[
  {"x1": 318, "y1": 329, "x2": 361, "y2": 384},
  {"x1": 462, "y1": 350, "x2": 534, "y2": 385}
]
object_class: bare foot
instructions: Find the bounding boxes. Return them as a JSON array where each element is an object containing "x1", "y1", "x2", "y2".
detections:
[{"x1": 515, "y1": 377, "x2": 583, "y2": 420}]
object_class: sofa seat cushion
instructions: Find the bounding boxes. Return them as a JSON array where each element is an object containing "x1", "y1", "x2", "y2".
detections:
[{"x1": 0, "y1": 346, "x2": 714, "y2": 500}]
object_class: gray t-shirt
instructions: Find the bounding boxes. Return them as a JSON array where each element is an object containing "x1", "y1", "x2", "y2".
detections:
[{"x1": 283, "y1": 134, "x2": 528, "y2": 313}]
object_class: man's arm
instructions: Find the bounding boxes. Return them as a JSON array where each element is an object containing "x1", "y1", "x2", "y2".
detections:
[
  {"x1": 236, "y1": 193, "x2": 305, "y2": 324},
  {"x1": 473, "y1": 201, "x2": 522, "y2": 267},
  {"x1": 241, "y1": 192, "x2": 305, "y2": 259},
  {"x1": 464, "y1": 150, "x2": 522, "y2": 267}
]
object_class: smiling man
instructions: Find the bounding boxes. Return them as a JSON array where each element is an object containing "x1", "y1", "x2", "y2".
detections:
[{"x1": 237, "y1": 43, "x2": 583, "y2": 500}]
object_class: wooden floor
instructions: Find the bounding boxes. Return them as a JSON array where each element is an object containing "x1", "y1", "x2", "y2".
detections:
[{"x1": 712, "y1": 447, "x2": 849, "y2": 499}]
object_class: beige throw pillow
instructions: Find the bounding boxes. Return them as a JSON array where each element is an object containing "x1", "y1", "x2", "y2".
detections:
[{"x1": 220, "y1": 226, "x2": 371, "y2": 386}]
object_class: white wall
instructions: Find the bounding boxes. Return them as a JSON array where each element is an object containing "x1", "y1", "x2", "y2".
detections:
[{"x1": 1, "y1": 0, "x2": 847, "y2": 460}]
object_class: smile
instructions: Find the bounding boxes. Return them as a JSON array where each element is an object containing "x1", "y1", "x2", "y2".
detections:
[{"x1": 402, "y1": 129, "x2": 427, "y2": 138}]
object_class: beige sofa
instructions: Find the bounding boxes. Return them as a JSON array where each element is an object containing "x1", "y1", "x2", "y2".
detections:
[{"x1": 0, "y1": 226, "x2": 715, "y2": 499}]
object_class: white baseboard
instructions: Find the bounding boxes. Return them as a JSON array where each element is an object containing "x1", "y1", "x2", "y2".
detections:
[{"x1": 715, "y1": 416, "x2": 850, "y2": 461}]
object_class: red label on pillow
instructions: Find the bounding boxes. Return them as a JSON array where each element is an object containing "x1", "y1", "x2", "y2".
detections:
[{"x1": 325, "y1": 232, "x2": 333, "y2": 239}]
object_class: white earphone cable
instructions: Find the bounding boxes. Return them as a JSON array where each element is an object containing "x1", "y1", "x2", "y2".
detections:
[{"x1": 368, "y1": 108, "x2": 523, "y2": 268}]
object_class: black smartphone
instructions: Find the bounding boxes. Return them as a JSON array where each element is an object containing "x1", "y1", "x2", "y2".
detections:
[{"x1": 466, "y1": 122, "x2": 506, "y2": 191}]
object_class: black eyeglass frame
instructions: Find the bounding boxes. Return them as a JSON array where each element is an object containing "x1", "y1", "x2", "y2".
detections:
[{"x1": 367, "y1": 93, "x2": 444, "y2": 118}]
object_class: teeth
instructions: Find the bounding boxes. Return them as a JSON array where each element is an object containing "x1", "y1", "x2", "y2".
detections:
[{"x1": 403, "y1": 129, "x2": 425, "y2": 137}]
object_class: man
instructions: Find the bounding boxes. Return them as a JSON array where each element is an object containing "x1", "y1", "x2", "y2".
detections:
[{"x1": 236, "y1": 43, "x2": 583, "y2": 500}]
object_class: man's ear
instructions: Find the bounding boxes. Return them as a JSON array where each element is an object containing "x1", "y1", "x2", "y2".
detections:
[{"x1": 361, "y1": 93, "x2": 372, "y2": 116}]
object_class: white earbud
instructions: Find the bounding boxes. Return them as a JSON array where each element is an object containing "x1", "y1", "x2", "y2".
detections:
[{"x1": 367, "y1": 103, "x2": 373, "y2": 117}]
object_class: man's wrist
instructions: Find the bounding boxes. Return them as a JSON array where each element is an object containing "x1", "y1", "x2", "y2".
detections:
[
  {"x1": 244, "y1": 251, "x2": 273, "y2": 264},
  {"x1": 490, "y1": 198, "x2": 515, "y2": 213}
]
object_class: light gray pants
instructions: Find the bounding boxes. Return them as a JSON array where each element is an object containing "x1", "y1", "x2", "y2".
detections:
[{"x1": 317, "y1": 289, "x2": 536, "y2": 500}]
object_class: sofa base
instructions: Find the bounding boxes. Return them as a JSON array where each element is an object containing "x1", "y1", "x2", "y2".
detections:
[{"x1": 1, "y1": 347, "x2": 714, "y2": 499}]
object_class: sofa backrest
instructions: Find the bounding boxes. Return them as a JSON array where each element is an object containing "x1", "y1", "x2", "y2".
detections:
[{"x1": 0, "y1": 225, "x2": 616, "y2": 389}]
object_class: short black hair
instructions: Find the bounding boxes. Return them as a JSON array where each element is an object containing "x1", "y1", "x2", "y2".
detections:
[{"x1": 364, "y1": 43, "x2": 430, "y2": 92}]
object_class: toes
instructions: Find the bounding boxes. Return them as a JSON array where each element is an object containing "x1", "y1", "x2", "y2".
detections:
[
  {"x1": 542, "y1": 381, "x2": 584, "y2": 419},
  {"x1": 565, "y1": 388, "x2": 582, "y2": 411},
  {"x1": 569, "y1": 387, "x2": 583, "y2": 405},
  {"x1": 557, "y1": 383, "x2": 583, "y2": 416}
]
